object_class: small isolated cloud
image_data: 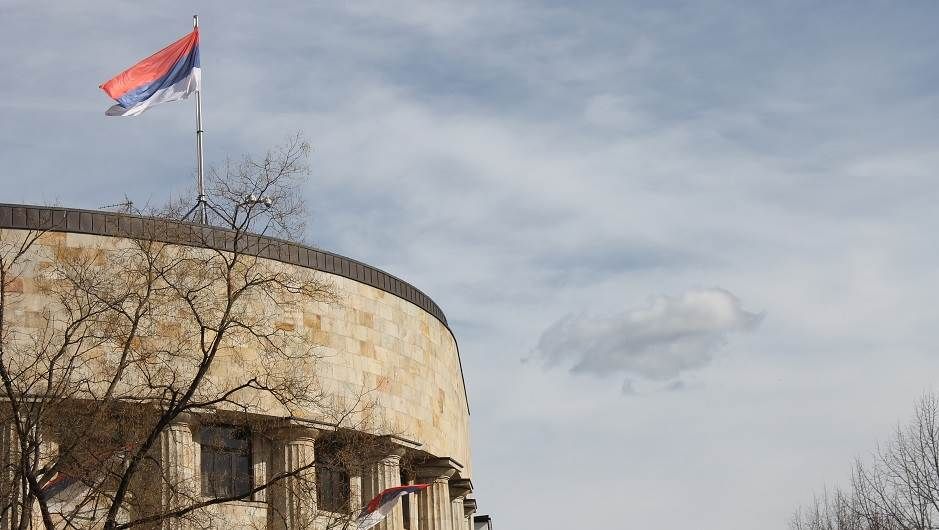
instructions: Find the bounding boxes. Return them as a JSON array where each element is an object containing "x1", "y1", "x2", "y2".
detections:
[{"x1": 535, "y1": 288, "x2": 763, "y2": 383}]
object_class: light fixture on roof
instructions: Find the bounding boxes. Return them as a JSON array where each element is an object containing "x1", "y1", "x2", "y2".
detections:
[{"x1": 242, "y1": 194, "x2": 272, "y2": 208}]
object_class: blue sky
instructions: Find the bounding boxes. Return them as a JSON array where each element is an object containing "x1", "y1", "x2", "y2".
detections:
[{"x1": 5, "y1": 2, "x2": 939, "y2": 528}]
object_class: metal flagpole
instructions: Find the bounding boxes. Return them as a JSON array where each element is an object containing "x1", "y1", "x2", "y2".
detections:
[{"x1": 194, "y1": 14, "x2": 207, "y2": 224}]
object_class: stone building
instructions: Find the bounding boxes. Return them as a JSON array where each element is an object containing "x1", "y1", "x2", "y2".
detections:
[{"x1": 0, "y1": 204, "x2": 488, "y2": 529}]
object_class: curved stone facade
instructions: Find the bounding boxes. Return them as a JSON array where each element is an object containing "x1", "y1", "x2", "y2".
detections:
[
  {"x1": 0, "y1": 204, "x2": 477, "y2": 529},
  {"x1": 312, "y1": 273, "x2": 471, "y2": 469}
]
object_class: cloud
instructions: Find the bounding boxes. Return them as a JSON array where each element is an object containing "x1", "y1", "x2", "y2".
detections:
[
  {"x1": 665, "y1": 379, "x2": 686, "y2": 392},
  {"x1": 621, "y1": 379, "x2": 637, "y2": 395},
  {"x1": 536, "y1": 287, "x2": 763, "y2": 381}
]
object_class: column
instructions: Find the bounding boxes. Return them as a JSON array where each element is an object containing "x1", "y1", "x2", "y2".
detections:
[
  {"x1": 348, "y1": 469, "x2": 362, "y2": 515},
  {"x1": 362, "y1": 447, "x2": 406, "y2": 530},
  {"x1": 251, "y1": 433, "x2": 271, "y2": 502},
  {"x1": 416, "y1": 460, "x2": 457, "y2": 530},
  {"x1": 160, "y1": 413, "x2": 199, "y2": 530},
  {"x1": 0, "y1": 422, "x2": 18, "y2": 530},
  {"x1": 449, "y1": 497, "x2": 464, "y2": 530},
  {"x1": 403, "y1": 475, "x2": 419, "y2": 530},
  {"x1": 270, "y1": 425, "x2": 318, "y2": 530},
  {"x1": 448, "y1": 479, "x2": 472, "y2": 530},
  {"x1": 462, "y1": 498, "x2": 477, "y2": 530},
  {"x1": 37, "y1": 426, "x2": 58, "y2": 474}
]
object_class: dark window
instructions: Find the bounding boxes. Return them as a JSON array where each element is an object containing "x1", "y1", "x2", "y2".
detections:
[
  {"x1": 315, "y1": 438, "x2": 350, "y2": 512},
  {"x1": 401, "y1": 490, "x2": 411, "y2": 527},
  {"x1": 200, "y1": 425, "x2": 252, "y2": 498},
  {"x1": 400, "y1": 469, "x2": 412, "y2": 529}
]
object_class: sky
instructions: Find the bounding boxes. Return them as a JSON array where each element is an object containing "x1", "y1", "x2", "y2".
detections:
[{"x1": 4, "y1": 1, "x2": 939, "y2": 528}]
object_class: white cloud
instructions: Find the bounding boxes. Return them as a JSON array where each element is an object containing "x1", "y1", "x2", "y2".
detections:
[{"x1": 536, "y1": 288, "x2": 763, "y2": 381}]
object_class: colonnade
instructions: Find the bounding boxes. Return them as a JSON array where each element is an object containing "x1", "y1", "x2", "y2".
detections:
[{"x1": 158, "y1": 417, "x2": 477, "y2": 530}]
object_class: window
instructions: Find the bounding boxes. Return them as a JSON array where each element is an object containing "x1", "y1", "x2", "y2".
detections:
[
  {"x1": 401, "y1": 494, "x2": 411, "y2": 529},
  {"x1": 315, "y1": 437, "x2": 350, "y2": 512},
  {"x1": 200, "y1": 425, "x2": 252, "y2": 498},
  {"x1": 401, "y1": 470, "x2": 412, "y2": 529}
]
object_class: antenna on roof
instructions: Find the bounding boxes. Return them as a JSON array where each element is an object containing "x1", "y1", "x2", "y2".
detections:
[{"x1": 98, "y1": 199, "x2": 134, "y2": 212}]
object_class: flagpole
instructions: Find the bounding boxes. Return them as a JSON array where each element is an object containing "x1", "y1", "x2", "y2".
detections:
[{"x1": 194, "y1": 14, "x2": 207, "y2": 224}]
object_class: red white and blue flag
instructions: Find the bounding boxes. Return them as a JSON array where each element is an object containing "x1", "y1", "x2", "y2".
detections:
[
  {"x1": 355, "y1": 484, "x2": 428, "y2": 530},
  {"x1": 99, "y1": 29, "x2": 201, "y2": 116},
  {"x1": 42, "y1": 471, "x2": 90, "y2": 515},
  {"x1": 41, "y1": 444, "x2": 133, "y2": 520}
]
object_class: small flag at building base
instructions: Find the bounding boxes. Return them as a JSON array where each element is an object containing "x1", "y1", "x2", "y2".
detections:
[
  {"x1": 355, "y1": 484, "x2": 429, "y2": 530},
  {"x1": 41, "y1": 444, "x2": 133, "y2": 521},
  {"x1": 99, "y1": 29, "x2": 201, "y2": 116}
]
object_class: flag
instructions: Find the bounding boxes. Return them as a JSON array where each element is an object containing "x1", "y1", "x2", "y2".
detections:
[
  {"x1": 100, "y1": 29, "x2": 201, "y2": 116},
  {"x1": 43, "y1": 472, "x2": 91, "y2": 515},
  {"x1": 355, "y1": 484, "x2": 429, "y2": 530},
  {"x1": 43, "y1": 471, "x2": 117, "y2": 522},
  {"x1": 41, "y1": 444, "x2": 132, "y2": 520}
]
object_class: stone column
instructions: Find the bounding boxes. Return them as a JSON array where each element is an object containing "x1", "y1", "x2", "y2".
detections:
[
  {"x1": 160, "y1": 413, "x2": 199, "y2": 530},
  {"x1": 348, "y1": 469, "x2": 363, "y2": 515},
  {"x1": 449, "y1": 497, "x2": 464, "y2": 530},
  {"x1": 362, "y1": 447, "x2": 406, "y2": 530},
  {"x1": 0, "y1": 422, "x2": 18, "y2": 530},
  {"x1": 462, "y1": 498, "x2": 477, "y2": 530},
  {"x1": 448, "y1": 479, "x2": 472, "y2": 530},
  {"x1": 251, "y1": 433, "x2": 271, "y2": 502},
  {"x1": 270, "y1": 425, "x2": 318, "y2": 530},
  {"x1": 37, "y1": 426, "x2": 58, "y2": 474},
  {"x1": 416, "y1": 460, "x2": 457, "y2": 530},
  {"x1": 403, "y1": 476, "x2": 419, "y2": 530}
]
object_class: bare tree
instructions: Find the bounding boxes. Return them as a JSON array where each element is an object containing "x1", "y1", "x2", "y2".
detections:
[
  {"x1": 791, "y1": 394, "x2": 939, "y2": 530},
  {"x1": 0, "y1": 136, "x2": 392, "y2": 529},
  {"x1": 788, "y1": 486, "x2": 892, "y2": 530}
]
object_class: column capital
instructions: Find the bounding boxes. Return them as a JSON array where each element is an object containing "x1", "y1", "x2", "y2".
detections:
[
  {"x1": 417, "y1": 466, "x2": 456, "y2": 482},
  {"x1": 370, "y1": 434, "x2": 419, "y2": 461},
  {"x1": 166, "y1": 411, "x2": 199, "y2": 427},
  {"x1": 449, "y1": 478, "x2": 473, "y2": 499},
  {"x1": 272, "y1": 420, "x2": 321, "y2": 443},
  {"x1": 463, "y1": 497, "x2": 477, "y2": 516},
  {"x1": 416, "y1": 457, "x2": 460, "y2": 482},
  {"x1": 371, "y1": 444, "x2": 407, "y2": 461}
]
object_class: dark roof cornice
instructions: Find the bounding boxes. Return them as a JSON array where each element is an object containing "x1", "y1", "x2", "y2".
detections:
[{"x1": 0, "y1": 203, "x2": 448, "y2": 327}]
